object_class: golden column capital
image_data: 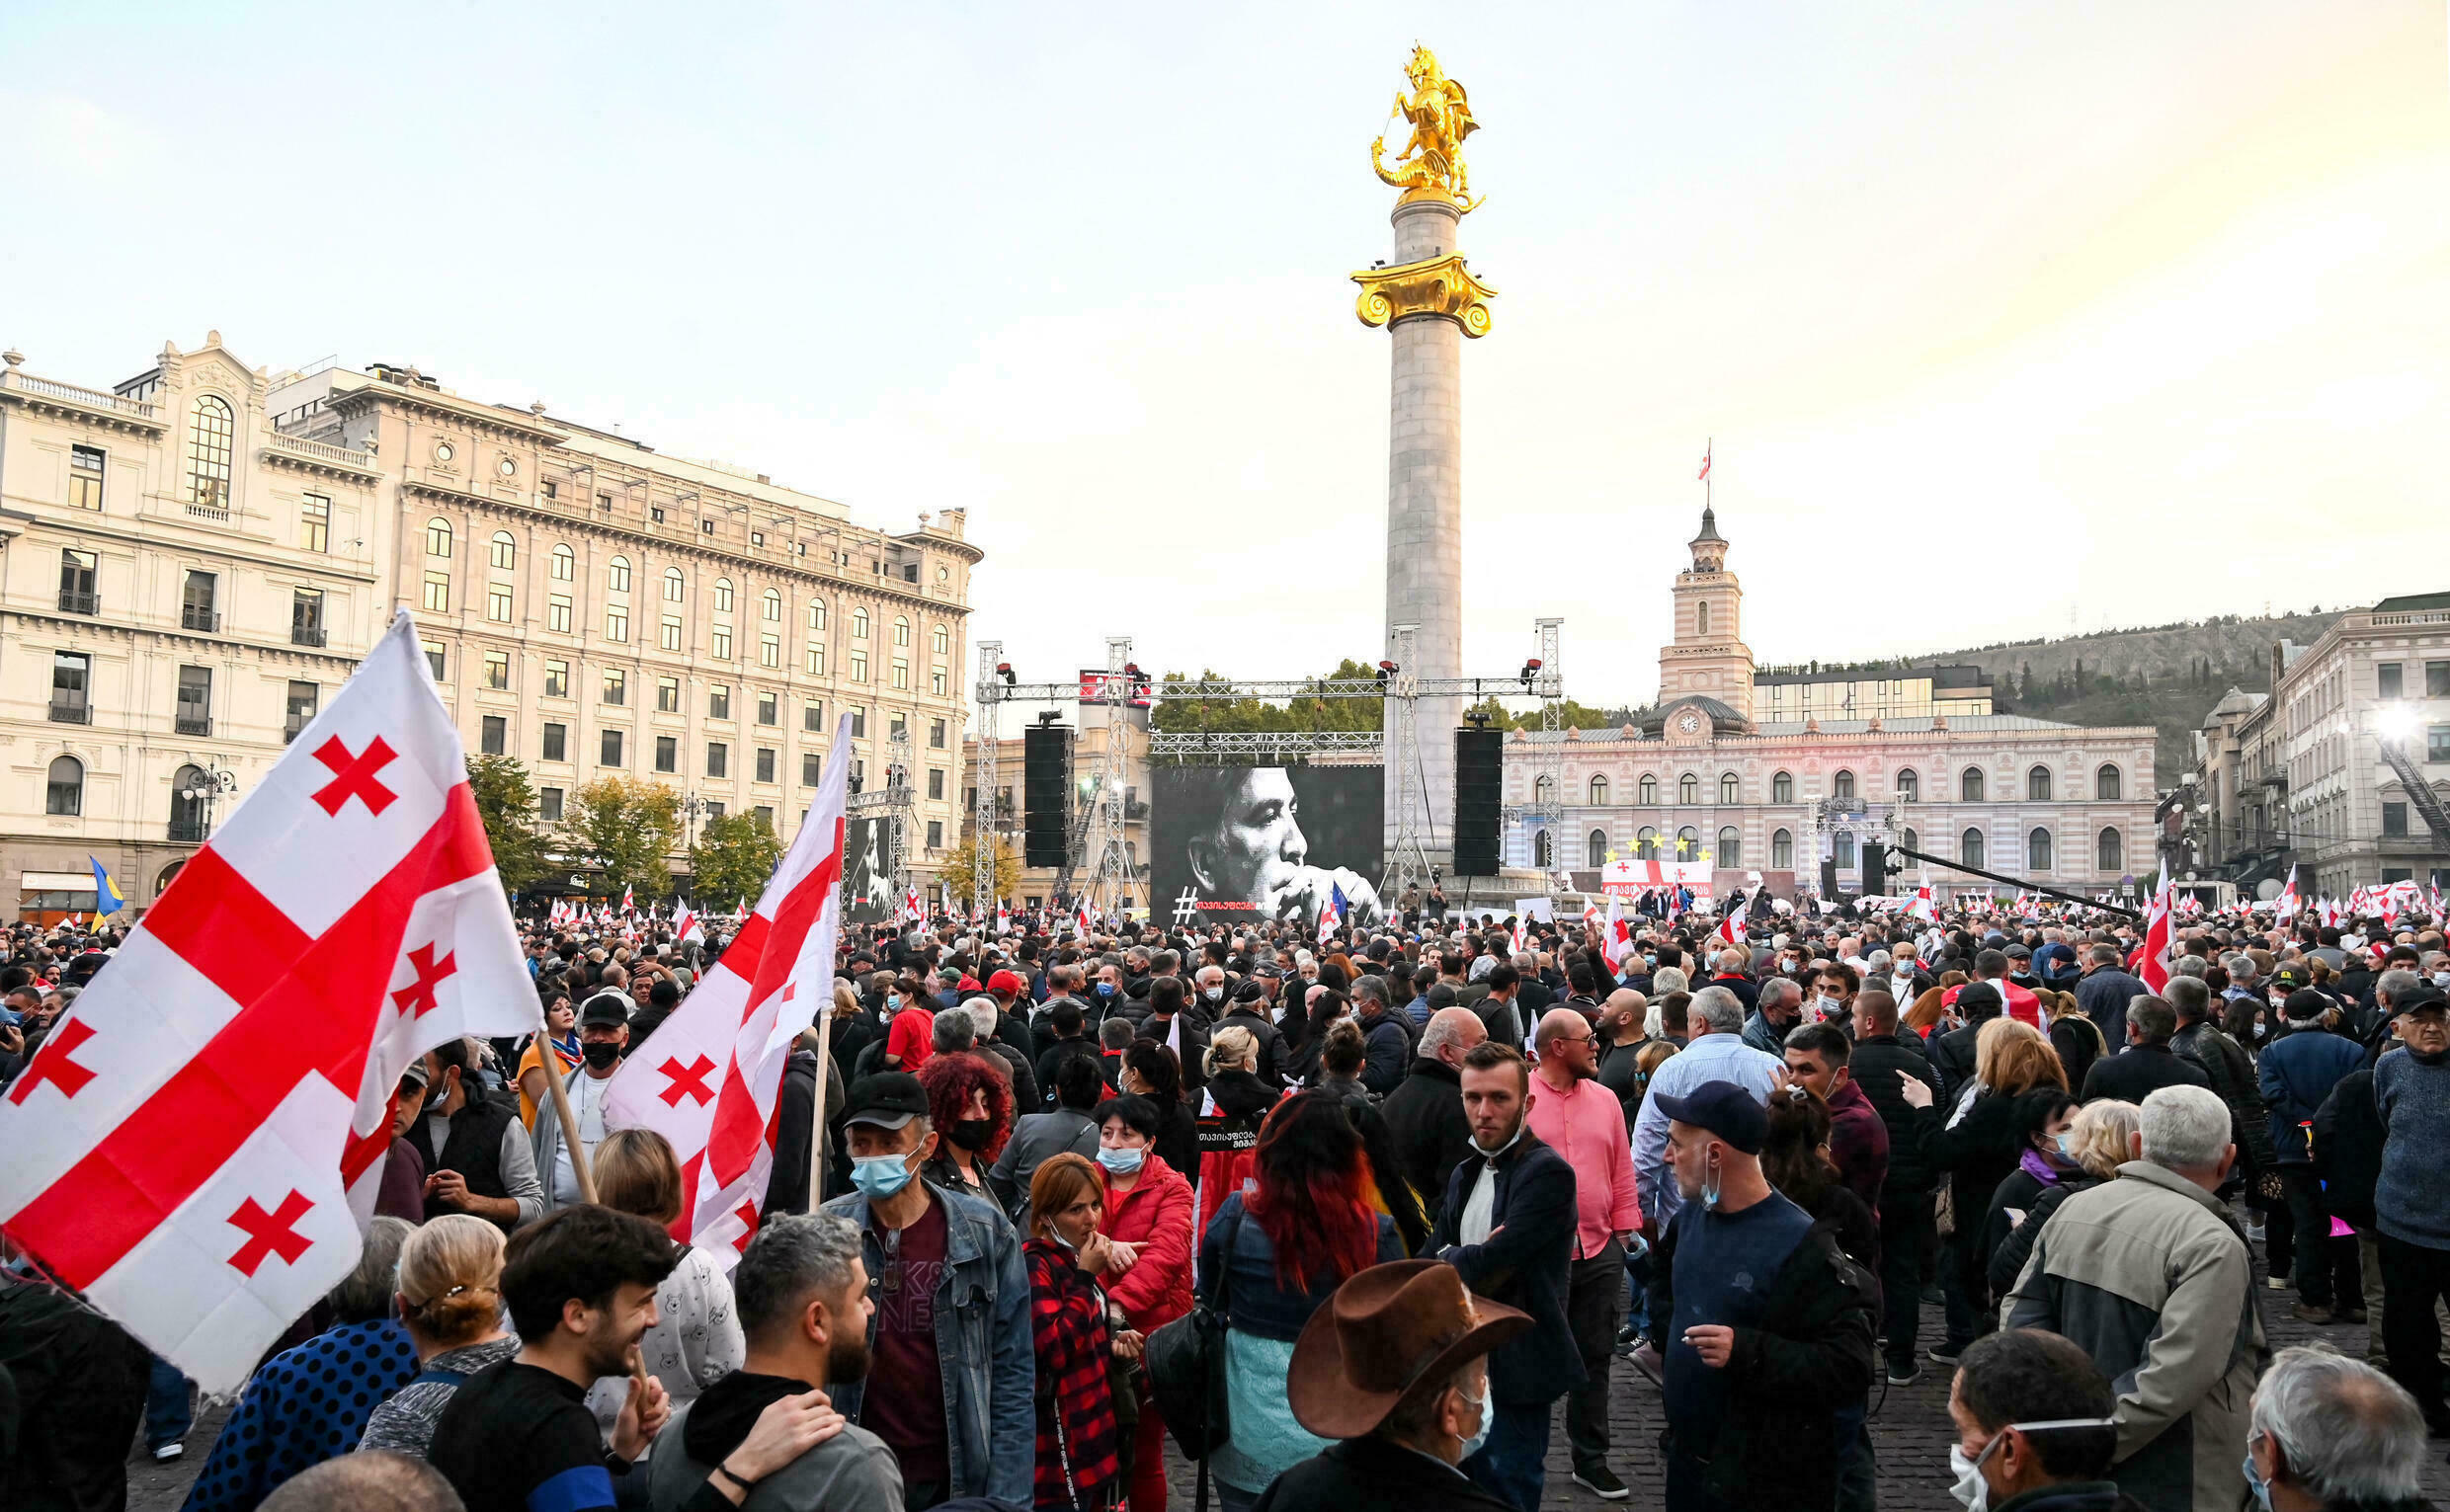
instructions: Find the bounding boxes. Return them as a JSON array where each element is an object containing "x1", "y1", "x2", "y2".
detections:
[{"x1": 1351, "y1": 254, "x2": 1499, "y2": 338}]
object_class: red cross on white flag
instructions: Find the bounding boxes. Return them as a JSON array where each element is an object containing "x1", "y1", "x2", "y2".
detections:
[
  {"x1": 673, "y1": 901, "x2": 702, "y2": 945},
  {"x1": 0, "y1": 612, "x2": 537, "y2": 1394},
  {"x1": 606, "y1": 714, "x2": 853, "y2": 1264}
]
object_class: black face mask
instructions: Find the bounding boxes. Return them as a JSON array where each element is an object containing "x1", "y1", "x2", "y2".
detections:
[
  {"x1": 948, "y1": 1117, "x2": 996, "y2": 1152},
  {"x1": 582, "y1": 1040, "x2": 622, "y2": 1071}
]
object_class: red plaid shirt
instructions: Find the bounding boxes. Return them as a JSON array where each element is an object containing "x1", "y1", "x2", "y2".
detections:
[{"x1": 1025, "y1": 1235, "x2": 1121, "y2": 1506}]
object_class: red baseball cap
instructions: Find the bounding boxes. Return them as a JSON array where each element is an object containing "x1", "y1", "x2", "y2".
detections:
[{"x1": 987, "y1": 969, "x2": 1026, "y2": 997}]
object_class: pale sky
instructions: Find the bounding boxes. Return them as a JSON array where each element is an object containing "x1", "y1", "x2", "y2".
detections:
[{"x1": 5, "y1": 2, "x2": 2444, "y2": 713}]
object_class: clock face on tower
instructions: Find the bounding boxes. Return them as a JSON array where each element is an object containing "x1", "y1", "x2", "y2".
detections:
[{"x1": 1677, "y1": 711, "x2": 1701, "y2": 734}]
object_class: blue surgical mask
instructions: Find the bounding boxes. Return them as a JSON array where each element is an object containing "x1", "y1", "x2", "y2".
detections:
[
  {"x1": 2243, "y1": 1449, "x2": 2273, "y2": 1512},
  {"x1": 2054, "y1": 1131, "x2": 2080, "y2": 1161},
  {"x1": 885, "y1": 994, "x2": 901, "y2": 1012},
  {"x1": 1097, "y1": 983, "x2": 1115, "y2": 996},
  {"x1": 1097, "y1": 1145, "x2": 1145, "y2": 1175},
  {"x1": 851, "y1": 1151, "x2": 917, "y2": 1202},
  {"x1": 1454, "y1": 1378, "x2": 1492, "y2": 1461}
]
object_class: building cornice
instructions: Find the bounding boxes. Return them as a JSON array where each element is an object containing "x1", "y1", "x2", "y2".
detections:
[
  {"x1": 5, "y1": 609, "x2": 368, "y2": 671},
  {"x1": 0, "y1": 371, "x2": 167, "y2": 438},
  {"x1": 330, "y1": 380, "x2": 572, "y2": 447}
]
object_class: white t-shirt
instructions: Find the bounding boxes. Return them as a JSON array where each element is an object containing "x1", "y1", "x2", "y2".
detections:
[{"x1": 552, "y1": 1068, "x2": 614, "y2": 1205}]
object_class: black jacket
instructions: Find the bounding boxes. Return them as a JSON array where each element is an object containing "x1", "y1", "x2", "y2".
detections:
[
  {"x1": 2312, "y1": 1069, "x2": 2384, "y2": 1232},
  {"x1": 1431, "y1": 1132, "x2": 1583, "y2": 1409},
  {"x1": 2078, "y1": 1042, "x2": 2211, "y2": 1105},
  {"x1": 1848, "y1": 1033, "x2": 1937, "y2": 1199},
  {"x1": 766, "y1": 1047, "x2": 850, "y2": 1214},
  {"x1": 1382, "y1": 1058, "x2": 1477, "y2": 1213},
  {"x1": 1988, "y1": 1174, "x2": 2103, "y2": 1299},
  {"x1": 1928, "y1": 1003, "x2": 2001, "y2": 1108},
  {"x1": 1252, "y1": 1431, "x2": 1516, "y2": 1512},
  {"x1": 1648, "y1": 1196, "x2": 1878, "y2": 1512},
  {"x1": 2050, "y1": 1013, "x2": 2110, "y2": 1096},
  {"x1": 1219, "y1": 1005, "x2": 1287, "y2": 1088}
]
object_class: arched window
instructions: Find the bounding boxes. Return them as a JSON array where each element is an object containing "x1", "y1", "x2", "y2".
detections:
[
  {"x1": 170, "y1": 763, "x2": 208, "y2": 839},
  {"x1": 1961, "y1": 766, "x2": 1985, "y2": 802},
  {"x1": 188, "y1": 394, "x2": 235, "y2": 509},
  {"x1": 608, "y1": 556, "x2": 631, "y2": 593},
  {"x1": 157, "y1": 859, "x2": 187, "y2": 895},
  {"x1": 664, "y1": 567, "x2": 686, "y2": 602},
  {"x1": 1675, "y1": 825, "x2": 1700, "y2": 858},
  {"x1": 1902, "y1": 827, "x2": 1919, "y2": 855},
  {"x1": 1961, "y1": 827, "x2": 1986, "y2": 868},
  {"x1": 933, "y1": 624, "x2": 949, "y2": 654},
  {"x1": 2097, "y1": 827, "x2": 2123, "y2": 873},
  {"x1": 762, "y1": 590, "x2": 781, "y2": 622},
  {"x1": 1835, "y1": 832, "x2": 1855, "y2": 868},
  {"x1": 1771, "y1": 770, "x2": 1793, "y2": 803},
  {"x1": 1533, "y1": 831, "x2": 1553, "y2": 868},
  {"x1": 1590, "y1": 774, "x2": 1609, "y2": 805},
  {"x1": 1534, "y1": 774, "x2": 1556, "y2": 806},
  {"x1": 853, "y1": 607, "x2": 869, "y2": 640},
  {"x1": 713, "y1": 579, "x2": 734, "y2": 612},
  {"x1": 1588, "y1": 830, "x2": 1609, "y2": 868},
  {"x1": 893, "y1": 616, "x2": 911, "y2": 647},
  {"x1": 1895, "y1": 768, "x2": 1919, "y2": 802},
  {"x1": 1678, "y1": 772, "x2": 1699, "y2": 805},
  {"x1": 2028, "y1": 827, "x2": 2053, "y2": 871},
  {"x1": 550, "y1": 544, "x2": 574, "y2": 582},
  {"x1": 1637, "y1": 826, "x2": 1659, "y2": 859},
  {"x1": 1832, "y1": 769, "x2": 1856, "y2": 802},
  {"x1": 1638, "y1": 774, "x2": 1658, "y2": 805},
  {"x1": 1695, "y1": 601, "x2": 1711, "y2": 637},
  {"x1": 44, "y1": 755, "x2": 82, "y2": 817},
  {"x1": 2095, "y1": 764, "x2": 2122, "y2": 801},
  {"x1": 1771, "y1": 829, "x2": 1793, "y2": 868},
  {"x1": 2027, "y1": 765, "x2": 2052, "y2": 802},
  {"x1": 1717, "y1": 826, "x2": 1742, "y2": 867},
  {"x1": 426, "y1": 517, "x2": 453, "y2": 558},
  {"x1": 1720, "y1": 771, "x2": 1740, "y2": 804},
  {"x1": 807, "y1": 597, "x2": 827, "y2": 631},
  {"x1": 489, "y1": 530, "x2": 516, "y2": 570}
]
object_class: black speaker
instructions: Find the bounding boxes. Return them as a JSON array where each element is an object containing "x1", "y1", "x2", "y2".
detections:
[
  {"x1": 1452, "y1": 728, "x2": 1505, "y2": 876},
  {"x1": 1859, "y1": 841, "x2": 1888, "y2": 897},
  {"x1": 1820, "y1": 859, "x2": 1842, "y2": 899},
  {"x1": 1022, "y1": 724, "x2": 1072, "y2": 868}
]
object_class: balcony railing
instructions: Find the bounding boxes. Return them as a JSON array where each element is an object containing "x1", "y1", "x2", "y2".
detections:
[
  {"x1": 175, "y1": 714, "x2": 210, "y2": 736},
  {"x1": 48, "y1": 699, "x2": 90, "y2": 724},
  {"x1": 167, "y1": 819, "x2": 208, "y2": 843},
  {"x1": 182, "y1": 605, "x2": 220, "y2": 633},
  {"x1": 285, "y1": 719, "x2": 310, "y2": 745},
  {"x1": 263, "y1": 431, "x2": 380, "y2": 475},
  {"x1": 58, "y1": 590, "x2": 97, "y2": 615},
  {"x1": 0, "y1": 368, "x2": 159, "y2": 419},
  {"x1": 291, "y1": 623, "x2": 327, "y2": 648}
]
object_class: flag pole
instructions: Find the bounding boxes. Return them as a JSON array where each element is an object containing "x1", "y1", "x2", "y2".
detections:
[
  {"x1": 806, "y1": 984, "x2": 836, "y2": 1212},
  {"x1": 537, "y1": 998, "x2": 598, "y2": 1206}
]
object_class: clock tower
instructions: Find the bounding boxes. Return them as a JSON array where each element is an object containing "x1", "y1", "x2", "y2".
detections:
[{"x1": 1659, "y1": 507, "x2": 1755, "y2": 719}]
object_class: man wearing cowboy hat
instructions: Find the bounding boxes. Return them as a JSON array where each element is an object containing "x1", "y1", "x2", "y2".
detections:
[{"x1": 1254, "y1": 1260, "x2": 1531, "y2": 1512}]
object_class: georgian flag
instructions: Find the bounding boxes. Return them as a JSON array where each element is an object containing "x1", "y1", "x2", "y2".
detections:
[
  {"x1": 0, "y1": 613, "x2": 536, "y2": 1393},
  {"x1": 2274, "y1": 865, "x2": 2300, "y2": 926},
  {"x1": 605, "y1": 716, "x2": 854, "y2": 1263},
  {"x1": 673, "y1": 901, "x2": 702, "y2": 945},
  {"x1": 1908, "y1": 883, "x2": 1938, "y2": 923},
  {"x1": 2135, "y1": 872, "x2": 2174, "y2": 995},
  {"x1": 1600, "y1": 894, "x2": 1634, "y2": 971},
  {"x1": 1317, "y1": 882, "x2": 1348, "y2": 944},
  {"x1": 1073, "y1": 900, "x2": 1094, "y2": 939},
  {"x1": 995, "y1": 902, "x2": 1012, "y2": 936},
  {"x1": 1510, "y1": 915, "x2": 1529, "y2": 958},
  {"x1": 1713, "y1": 896, "x2": 1749, "y2": 948},
  {"x1": 1697, "y1": 443, "x2": 1712, "y2": 482}
]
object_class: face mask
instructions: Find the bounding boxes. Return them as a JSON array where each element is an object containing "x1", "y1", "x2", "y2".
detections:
[
  {"x1": 1702, "y1": 1146, "x2": 1723, "y2": 1211},
  {"x1": 948, "y1": 1118, "x2": 994, "y2": 1153},
  {"x1": 1097, "y1": 983, "x2": 1116, "y2": 996},
  {"x1": 850, "y1": 1151, "x2": 917, "y2": 1201},
  {"x1": 2243, "y1": 1444, "x2": 2273, "y2": 1512},
  {"x1": 1949, "y1": 1418, "x2": 2116, "y2": 1512},
  {"x1": 1097, "y1": 1145, "x2": 1145, "y2": 1175},
  {"x1": 1454, "y1": 1378, "x2": 1492, "y2": 1461},
  {"x1": 1814, "y1": 995, "x2": 1841, "y2": 1018},
  {"x1": 2433, "y1": 972, "x2": 2450, "y2": 989},
  {"x1": 2252, "y1": 1021, "x2": 2268, "y2": 1041},
  {"x1": 582, "y1": 1040, "x2": 621, "y2": 1071},
  {"x1": 2054, "y1": 1131, "x2": 2080, "y2": 1161},
  {"x1": 885, "y1": 994, "x2": 901, "y2": 1012},
  {"x1": 1204, "y1": 987, "x2": 1225, "y2": 1002}
]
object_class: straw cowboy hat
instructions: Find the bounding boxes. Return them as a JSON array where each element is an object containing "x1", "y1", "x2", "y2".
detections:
[{"x1": 1285, "y1": 1260, "x2": 1531, "y2": 1439}]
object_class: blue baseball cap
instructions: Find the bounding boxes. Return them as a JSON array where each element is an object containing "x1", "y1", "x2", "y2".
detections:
[{"x1": 1653, "y1": 1080, "x2": 1767, "y2": 1154}]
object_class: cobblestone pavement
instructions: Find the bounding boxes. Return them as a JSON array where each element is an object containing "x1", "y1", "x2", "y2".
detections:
[{"x1": 124, "y1": 1239, "x2": 2450, "y2": 1511}]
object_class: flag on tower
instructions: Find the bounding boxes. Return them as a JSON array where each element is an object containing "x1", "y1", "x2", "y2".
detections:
[
  {"x1": 1697, "y1": 443, "x2": 1712, "y2": 482},
  {"x1": 605, "y1": 714, "x2": 853, "y2": 1264},
  {"x1": 0, "y1": 612, "x2": 536, "y2": 1393}
]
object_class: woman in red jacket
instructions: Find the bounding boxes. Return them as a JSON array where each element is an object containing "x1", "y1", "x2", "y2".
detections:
[{"x1": 1094, "y1": 1093, "x2": 1195, "y2": 1512}]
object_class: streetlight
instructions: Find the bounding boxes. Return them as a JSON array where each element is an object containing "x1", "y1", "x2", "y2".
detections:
[{"x1": 177, "y1": 766, "x2": 237, "y2": 841}]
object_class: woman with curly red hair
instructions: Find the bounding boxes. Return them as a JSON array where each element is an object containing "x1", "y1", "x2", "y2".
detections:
[{"x1": 918, "y1": 1046, "x2": 1013, "y2": 1200}]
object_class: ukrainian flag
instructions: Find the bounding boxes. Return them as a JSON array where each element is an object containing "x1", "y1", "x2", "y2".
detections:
[{"x1": 89, "y1": 855, "x2": 124, "y2": 915}]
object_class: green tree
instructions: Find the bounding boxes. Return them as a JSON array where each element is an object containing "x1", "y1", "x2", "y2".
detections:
[
  {"x1": 941, "y1": 828, "x2": 1021, "y2": 905},
  {"x1": 465, "y1": 755, "x2": 548, "y2": 895},
  {"x1": 689, "y1": 811, "x2": 783, "y2": 908},
  {"x1": 560, "y1": 776, "x2": 683, "y2": 900}
]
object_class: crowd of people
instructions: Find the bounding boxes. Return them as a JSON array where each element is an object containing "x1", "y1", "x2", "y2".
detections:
[{"x1": 4, "y1": 892, "x2": 2450, "y2": 1512}]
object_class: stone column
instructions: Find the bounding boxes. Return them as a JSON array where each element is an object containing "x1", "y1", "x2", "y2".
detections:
[{"x1": 1384, "y1": 198, "x2": 1465, "y2": 871}]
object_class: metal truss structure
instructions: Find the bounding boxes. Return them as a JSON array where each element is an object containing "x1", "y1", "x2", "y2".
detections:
[
  {"x1": 1495, "y1": 618, "x2": 1564, "y2": 864},
  {"x1": 1147, "y1": 730, "x2": 1386, "y2": 760},
  {"x1": 852, "y1": 723, "x2": 917, "y2": 909},
  {"x1": 1058, "y1": 637, "x2": 1138, "y2": 912}
]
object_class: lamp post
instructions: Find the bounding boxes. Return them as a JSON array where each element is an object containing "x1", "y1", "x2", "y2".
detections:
[{"x1": 177, "y1": 765, "x2": 237, "y2": 842}]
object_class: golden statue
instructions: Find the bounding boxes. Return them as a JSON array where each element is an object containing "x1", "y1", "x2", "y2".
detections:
[{"x1": 1371, "y1": 44, "x2": 1482, "y2": 211}]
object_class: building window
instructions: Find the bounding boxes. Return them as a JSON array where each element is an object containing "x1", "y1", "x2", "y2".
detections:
[
  {"x1": 2028, "y1": 827, "x2": 2053, "y2": 871},
  {"x1": 927, "y1": 767, "x2": 944, "y2": 800},
  {"x1": 1636, "y1": 826, "x2": 1658, "y2": 859},
  {"x1": 851, "y1": 651, "x2": 868, "y2": 682},
  {"x1": 170, "y1": 763, "x2": 209, "y2": 840},
  {"x1": 1832, "y1": 769, "x2": 1855, "y2": 802},
  {"x1": 927, "y1": 820, "x2": 943, "y2": 849},
  {"x1": 1771, "y1": 770, "x2": 1793, "y2": 803},
  {"x1": 849, "y1": 706, "x2": 866, "y2": 739},
  {"x1": 541, "y1": 480, "x2": 558, "y2": 501},
  {"x1": 756, "y1": 747, "x2": 776, "y2": 783},
  {"x1": 606, "y1": 605, "x2": 630, "y2": 642},
  {"x1": 714, "y1": 579, "x2": 735, "y2": 612},
  {"x1": 1533, "y1": 831, "x2": 1553, "y2": 867},
  {"x1": 601, "y1": 729, "x2": 625, "y2": 766},
  {"x1": 69, "y1": 444, "x2": 104, "y2": 510},
  {"x1": 762, "y1": 589, "x2": 781, "y2": 621},
  {"x1": 1961, "y1": 827, "x2": 1985, "y2": 869},
  {"x1": 1896, "y1": 768, "x2": 1919, "y2": 802},
  {"x1": 2096, "y1": 827, "x2": 2122, "y2": 873},
  {"x1": 286, "y1": 680, "x2": 319, "y2": 743},
  {"x1": 1718, "y1": 826, "x2": 1742, "y2": 867},
  {"x1": 480, "y1": 650, "x2": 509, "y2": 690},
  {"x1": 1902, "y1": 827, "x2": 1919, "y2": 855},
  {"x1": 603, "y1": 669, "x2": 626, "y2": 705},
  {"x1": 188, "y1": 395, "x2": 235, "y2": 510},
  {"x1": 808, "y1": 598, "x2": 827, "y2": 631},
  {"x1": 59, "y1": 549, "x2": 97, "y2": 614},
  {"x1": 418, "y1": 570, "x2": 448, "y2": 612},
  {"x1": 539, "y1": 786, "x2": 564, "y2": 823},
  {"x1": 929, "y1": 718, "x2": 946, "y2": 749},
  {"x1": 548, "y1": 595, "x2": 572, "y2": 634},
  {"x1": 1678, "y1": 772, "x2": 1699, "y2": 805},
  {"x1": 2383, "y1": 802, "x2": 2409, "y2": 838},
  {"x1": 705, "y1": 800, "x2": 726, "y2": 819},
  {"x1": 664, "y1": 567, "x2": 685, "y2": 602},
  {"x1": 893, "y1": 616, "x2": 911, "y2": 648},
  {"x1": 1638, "y1": 774, "x2": 1658, "y2": 805},
  {"x1": 182, "y1": 570, "x2": 218, "y2": 632},
  {"x1": 550, "y1": 544, "x2": 574, "y2": 581},
  {"x1": 2094, "y1": 763, "x2": 2121, "y2": 800},
  {"x1": 1961, "y1": 767, "x2": 1986, "y2": 802},
  {"x1": 762, "y1": 635, "x2": 781, "y2": 669},
  {"x1": 933, "y1": 624, "x2": 949, "y2": 655},
  {"x1": 487, "y1": 586, "x2": 513, "y2": 622},
  {"x1": 758, "y1": 691, "x2": 778, "y2": 726},
  {"x1": 1771, "y1": 829, "x2": 1793, "y2": 868},
  {"x1": 660, "y1": 615, "x2": 683, "y2": 651},
  {"x1": 1675, "y1": 825, "x2": 1699, "y2": 858},
  {"x1": 2429, "y1": 726, "x2": 2450, "y2": 763},
  {"x1": 44, "y1": 755, "x2": 83, "y2": 817},
  {"x1": 543, "y1": 659, "x2": 569, "y2": 698},
  {"x1": 2378, "y1": 662, "x2": 2404, "y2": 700},
  {"x1": 706, "y1": 743, "x2": 728, "y2": 779},
  {"x1": 1835, "y1": 832, "x2": 1855, "y2": 868},
  {"x1": 801, "y1": 752, "x2": 821, "y2": 786},
  {"x1": 1583, "y1": 829, "x2": 1606, "y2": 867},
  {"x1": 480, "y1": 715, "x2": 507, "y2": 756},
  {"x1": 175, "y1": 665, "x2": 211, "y2": 735},
  {"x1": 426, "y1": 517, "x2": 452, "y2": 557},
  {"x1": 709, "y1": 684, "x2": 731, "y2": 720},
  {"x1": 608, "y1": 556, "x2": 631, "y2": 593},
  {"x1": 423, "y1": 641, "x2": 447, "y2": 680},
  {"x1": 930, "y1": 667, "x2": 946, "y2": 696},
  {"x1": 542, "y1": 722, "x2": 567, "y2": 762},
  {"x1": 299, "y1": 493, "x2": 329, "y2": 551},
  {"x1": 712, "y1": 627, "x2": 732, "y2": 661},
  {"x1": 890, "y1": 658, "x2": 909, "y2": 689},
  {"x1": 1722, "y1": 771, "x2": 1742, "y2": 804},
  {"x1": 853, "y1": 607, "x2": 869, "y2": 640},
  {"x1": 489, "y1": 531, "x2": 516, "y2": 569},
  {"x1": 598, "y1": 493, "x2": 612, "y2": 511},
  {"x1": 1695, "y1": 600, "x2": 1711, "y2": 637},
  {"x1": 654, "y1": 735, "x2": 677, "y2": 773},
  {"x1": 2428, "y1": 662, "x2": 2450, "y2": 697},
  {"x1": 2027, "y1": 765, "x2": 2051, "y2": 802},
  {"x1": 657, "y1": 676, "x2": 680, "y2": 713},
  {"x1": 1589, "y1": 774, "x2": 1609, "y2": 805}
]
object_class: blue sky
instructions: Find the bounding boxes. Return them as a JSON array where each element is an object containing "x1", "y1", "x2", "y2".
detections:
[{"x1": 5, "y1": 2, "x2": 2444, "y2": 709}]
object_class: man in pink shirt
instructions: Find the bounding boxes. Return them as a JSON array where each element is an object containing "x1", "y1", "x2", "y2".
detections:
[{"x1": 1524, "y1": 1005, "x2": 1643, "y2": 1500}]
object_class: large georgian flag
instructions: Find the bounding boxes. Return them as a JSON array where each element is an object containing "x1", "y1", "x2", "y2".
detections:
[
  {"x1": 0, "y1": 612, "x2": 536, "y2": 1394},
  {"x1": 605, "y1": 715, "x2": 851, "y2": 1265}
]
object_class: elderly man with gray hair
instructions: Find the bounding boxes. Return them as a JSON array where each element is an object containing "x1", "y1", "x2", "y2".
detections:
[
  {"x1": 2246, "y1": 1346, "x2": 2431, "y2": 1512},
  {"x1": 2003, "y1": 1084, "x2": 2269, "y2": 1512},
  {"x1": 1628, "y1": 984, "x2": 1784, "y2": 1231}
]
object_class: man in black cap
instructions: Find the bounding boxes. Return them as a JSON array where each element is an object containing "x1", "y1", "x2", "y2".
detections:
[
  {"x1": 531, "y1": 990, "x2": 630, "y2": 1214},
  {"x1": 1220, "y1": 976, "x2": 1287, "y2": 1088},
  {"x1": 1650, "y1": 1080, "x2": 1877, "y2": 1512},
  {"x1": 818, "y1": 1072, "x2": 1031, "y2": 1509}
]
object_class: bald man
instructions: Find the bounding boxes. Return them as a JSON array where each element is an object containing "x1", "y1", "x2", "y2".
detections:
[
  {"x1": 1595, "y1": 989, "x2": 1649, "y2": 1131},
  {"x1": 1383, "y1": 1004, "x2": 1490, "y2": 1210}
]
